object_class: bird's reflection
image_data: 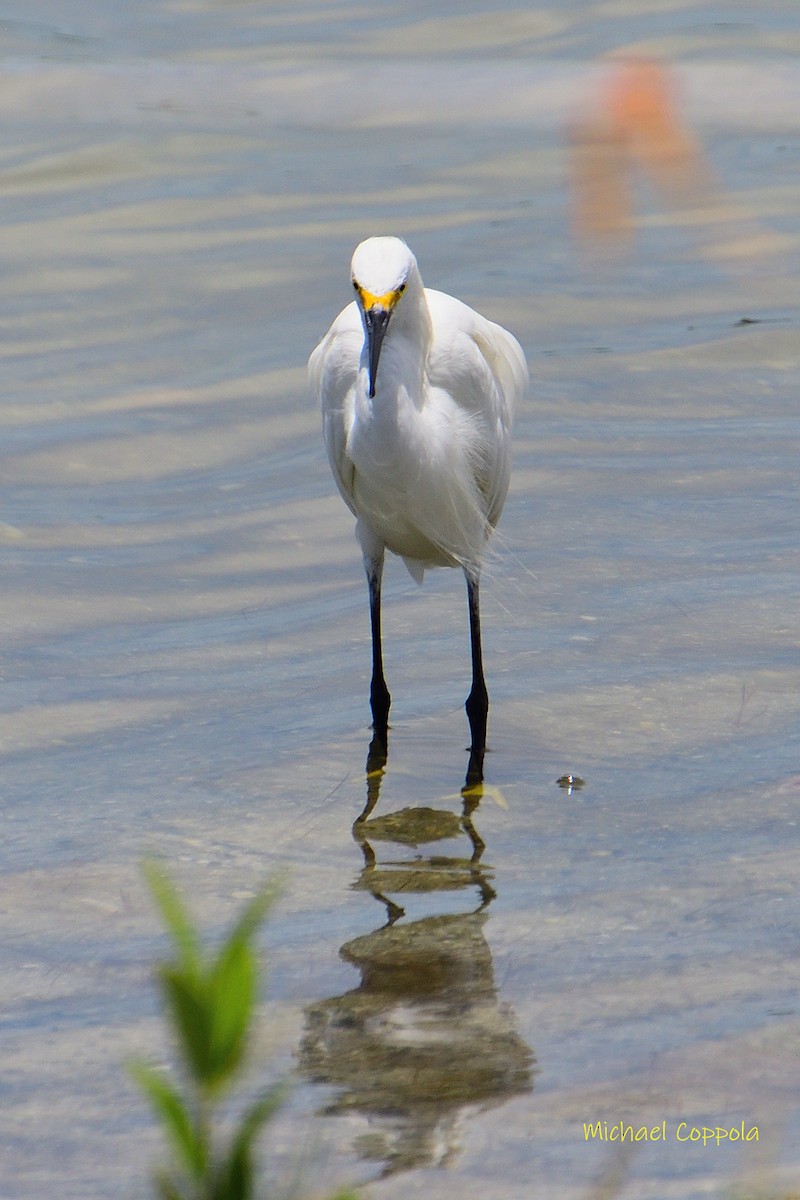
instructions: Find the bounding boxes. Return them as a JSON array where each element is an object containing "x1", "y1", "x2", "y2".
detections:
[
  {"x1": 298, "y1": 733, "x2": 534, "y2": 1178},
  {"x1": 352, "y1": 732, "x2": 493, "y2": 925}
]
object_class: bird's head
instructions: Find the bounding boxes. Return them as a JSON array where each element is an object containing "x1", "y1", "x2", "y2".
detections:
[{"x1": 350, "y1": 236, "x2": 418, "y2": 398}]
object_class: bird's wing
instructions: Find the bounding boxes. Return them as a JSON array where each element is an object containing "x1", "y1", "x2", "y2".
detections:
[
  {"x1": 425, "y1": 288, "x2": 528, "y2": 525},
  {"x1": 309, "y1": 302, "x2": 363, "y2": 515}
]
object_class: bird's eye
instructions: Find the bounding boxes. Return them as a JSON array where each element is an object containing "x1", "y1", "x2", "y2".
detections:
[
  {"x1": 352, "y1": 279, "x2": 359, "y2": 290},
  {"x1": 397, "y1": 283, "x2": 406, "y2": 294}
]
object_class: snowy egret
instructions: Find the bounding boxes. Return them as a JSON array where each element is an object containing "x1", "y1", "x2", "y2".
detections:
[{"x1": 310, "y1": 236, "x2": 527, "y2": 763}]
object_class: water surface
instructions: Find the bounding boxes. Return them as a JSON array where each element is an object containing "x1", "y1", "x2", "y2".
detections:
[{"x1": 1, "y1": 3, "x2": 800, "y2": 1198}]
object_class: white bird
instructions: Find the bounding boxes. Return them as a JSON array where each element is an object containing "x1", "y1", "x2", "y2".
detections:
[{"x1": 309, "y1": 236, "x2": 527, "y2": 766}]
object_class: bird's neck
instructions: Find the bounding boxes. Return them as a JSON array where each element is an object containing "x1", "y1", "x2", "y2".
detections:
[{"x1": 365, "y1": 296, "x2": 432, "y2": 416}]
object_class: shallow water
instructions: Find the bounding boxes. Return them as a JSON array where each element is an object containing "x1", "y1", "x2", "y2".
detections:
[{"x1": 2, "y1": 3, "x2": 800, "y2": 1199}]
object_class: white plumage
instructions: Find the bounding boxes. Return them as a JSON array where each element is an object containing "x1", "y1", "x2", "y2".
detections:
[{"x1": 310, "y1": 236, "x2": 527, "y2": 768}]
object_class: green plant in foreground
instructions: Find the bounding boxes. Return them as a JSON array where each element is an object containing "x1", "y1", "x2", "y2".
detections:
[{"x1": 131, "y1": 863, "x2": 357, "y2": 1200}]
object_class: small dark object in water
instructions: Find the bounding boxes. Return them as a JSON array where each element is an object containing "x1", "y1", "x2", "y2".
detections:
[{"x1": 557, "y1": 773, "x2": 585, "y2": 792}]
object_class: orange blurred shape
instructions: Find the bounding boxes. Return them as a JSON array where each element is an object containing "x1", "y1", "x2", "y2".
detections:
[
  {"x1": 606, "y1": 57, "x2": 704, "y2": 192},
  {"x1": 571, "y1": 56, "x2": 708, "y2": 246}
]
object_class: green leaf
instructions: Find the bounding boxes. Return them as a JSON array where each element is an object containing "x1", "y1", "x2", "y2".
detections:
[
  {"x1": 201, "y1": 880, "x2": 281, "y2": 1085},
  {"x1": 211, "y1": 1141, "x2": 251, "y2": 1200},
  {"x1": 232, "y1": 1085, "x2": 286, "y2": 1160},
  {"x1": 206, "y1": 936, "x2": 256, "y2": 1081},
  {"x1": 143, "y1": 861, "x2": 201, "y2": 974},
  {"x1": 158, "y1": 965, "x2": 216, "y2": 1085},
  {"x1": 128, "y1": 1061, "x2": 206, "y2": 1179},
  {"x1": 239, "y1": 1084, "x2": 286, "y2": 1138},
  {"x1": 211, "y1": 1086, "x2": 287, "y2": 1200},
  {"x1": 134, "y1": 867, "x2": 314, "y2": 1200}
]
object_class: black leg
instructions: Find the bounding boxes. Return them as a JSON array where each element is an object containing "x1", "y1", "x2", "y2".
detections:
[
  {"x1": 367, "y1": 560, "x2": 391, "y2": 745},
  {"x1": 464, "y1": 570, "x2": 488, "y2": 766}
]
